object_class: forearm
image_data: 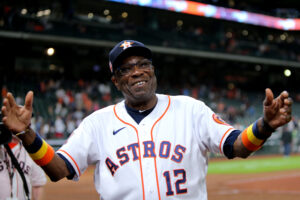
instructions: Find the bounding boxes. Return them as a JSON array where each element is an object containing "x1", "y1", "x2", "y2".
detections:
[
  {"x1": 17, "y1": 128, "x2": 37, "y2": 146},
  {"x1": 233, "y1": 117, "x2": 274, "y2": 158},
  {"x1": 233, "y1": 134, "x2": 252, "y2": 158},
  {"x1": 18, "y1": 129, "x2": 70, "y2": 181},
  {"x1": 42, "y1": 154, "x2": 71, "y2": 182}
]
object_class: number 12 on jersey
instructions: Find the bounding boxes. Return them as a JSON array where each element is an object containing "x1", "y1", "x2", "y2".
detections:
[{"x1": 163, "y1": 169, "x2": 187, "y2": 196}]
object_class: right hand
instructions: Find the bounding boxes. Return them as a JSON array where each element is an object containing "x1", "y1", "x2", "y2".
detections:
[
  {"x1": 1, "y1": 91, "x2": 33, "y2": 133},
  {"x1": 263, "y1": 88, "x2": 292, "y2": 130}
]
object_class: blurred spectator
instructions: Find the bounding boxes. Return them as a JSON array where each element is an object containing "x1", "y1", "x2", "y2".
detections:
[
  {"x1": 291, "y1": 117, "x2": 299, "y2": 153},
  {"x1": 0, "y1": 136, "x2": 47, "y2": 200},
  {"x1": 54, "y1": 116, "x2": 66, "y2": 138},
  {"x1": 40, "y1": 121, "x2": 50, "y2": 139},
  {"x1": 66, "y1": 116, "x2": 76, "y2": 136},
  {"x1": 1, "y1": 86, "x2": 8, "y2": 98},
  {"x1": 281, "y1": 121, "x2": 294, "y2": 157}
]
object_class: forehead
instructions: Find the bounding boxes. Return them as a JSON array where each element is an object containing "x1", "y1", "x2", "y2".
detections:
[{"x1": 121, "y1": 55, "x2": 146, "y2": 65}]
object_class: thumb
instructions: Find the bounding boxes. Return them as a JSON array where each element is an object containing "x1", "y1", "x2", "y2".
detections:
[
  {"x1": 264, "y1": 88, "x2": 274, "y2": 106},
  {"x1": 24, "y1": 91, "x2": 34, "y2": 110}
]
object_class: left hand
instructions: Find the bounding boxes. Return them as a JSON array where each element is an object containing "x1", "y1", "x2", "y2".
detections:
[
  {"x1": 263, "y1": 88, "x2": 293, "y2": 129},
  {"x1": 1, "y1": 91, "x2": 33, "y2": 133}
]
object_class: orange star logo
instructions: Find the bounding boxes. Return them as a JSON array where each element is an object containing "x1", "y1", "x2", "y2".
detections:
[
  {"x1": 212, "y1": 113, "x2": 230, "y2": 126},
  {"x1": 120, "y1": 41, "x2": 133, "y2": 50}
]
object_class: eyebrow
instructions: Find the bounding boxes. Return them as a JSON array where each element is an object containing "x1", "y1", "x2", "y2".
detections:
[{"x1": 122, "y1": 59, "x2": 150, "y2": 66}]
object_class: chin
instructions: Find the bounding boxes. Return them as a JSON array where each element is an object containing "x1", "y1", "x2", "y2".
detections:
[
  {"x1": 130, "y1": 91, "x2": 154, "y2": 103},
  {"x1": 133, "y1": 92, "x2": 151, "y2": 100}
]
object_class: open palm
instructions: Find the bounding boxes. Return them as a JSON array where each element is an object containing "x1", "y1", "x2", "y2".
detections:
[{"x1": 1, "y1": 91, "x2": 33, "y2": 133}]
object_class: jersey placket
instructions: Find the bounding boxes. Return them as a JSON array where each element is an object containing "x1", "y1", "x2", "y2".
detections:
[
  {"x1": 137, "y1": 95, "x2": 171, "y2": 200},
  {"x1": 113, "y1": 95, "x2": 171, "y2": 200},
  {"x1": 138, "y1": 122, "x2": 159, "y2": 200}
]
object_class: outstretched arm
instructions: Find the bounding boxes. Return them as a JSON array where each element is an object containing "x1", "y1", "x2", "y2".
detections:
[
  {"x1": 233, "y1": 88, "x2": 292, "y2": 158},
  {"x1": 1, "y1": 91, "x2": 71, "y2": 181}
]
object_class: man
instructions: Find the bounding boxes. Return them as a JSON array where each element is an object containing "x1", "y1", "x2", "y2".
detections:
[
  {"x1": 280, "y1": 120, "x2": 294, "y2": 157},
  {"x1": 1, "y1": 40, "x2": 293, "y2": 200},
  {"x1": 0, "y1": 136, "x2": 47, "y2": 200}
]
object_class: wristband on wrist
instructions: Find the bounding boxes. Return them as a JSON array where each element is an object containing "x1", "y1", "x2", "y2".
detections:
[
  {"x1": 16, "y1": 128, "x2": 30, "y2": 136},
  {"x1": 24, "y1": 134, "x2": 55, "y2": 166},
  {"x1": 15, "y1": 124, "x2": 32, "y2": 136},
  {"x1": 241, "y1": 120, "x2": 266, "y2": 152}
]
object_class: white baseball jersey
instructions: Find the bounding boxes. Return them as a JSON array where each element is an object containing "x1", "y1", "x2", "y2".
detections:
[
  {"x1": 58, "y1": 94, "x2": 235, "y2": 200},
  {"x1": 0, "y1": 140, "x2": 47, "y2": 200}
]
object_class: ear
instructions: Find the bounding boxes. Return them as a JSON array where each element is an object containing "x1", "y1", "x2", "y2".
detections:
[{"x1": 111, "y1": 75, "x2": 120, "y2": 91}]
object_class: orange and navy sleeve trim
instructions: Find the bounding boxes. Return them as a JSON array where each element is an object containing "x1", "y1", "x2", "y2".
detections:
[
  {"x1": 57, "y1": 149, "x2": 82, "y2": 176},
  {"x1": 219, "y1": 128, "x2": 234, "y2": 154},
  {"x1": 223, "y1": 130, "x2": 241, "y2": 159}
]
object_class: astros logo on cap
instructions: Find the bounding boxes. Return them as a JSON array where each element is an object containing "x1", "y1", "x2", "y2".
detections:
[{"x1": 120, "y1": 41, "x2": 133, "y2": 50}]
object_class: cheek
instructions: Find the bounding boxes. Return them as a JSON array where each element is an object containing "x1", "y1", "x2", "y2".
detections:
[
  {"x1": 119, "y1": 78, "x2": 130, "y2": 91},
  {"x1": 151, "y1": 76, "x2": 157, "y2": 91},
  {"x1": 149, "y1": 71, "x2": 157, "y2": 85}
]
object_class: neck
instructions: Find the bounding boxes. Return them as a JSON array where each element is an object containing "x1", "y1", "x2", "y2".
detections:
[{"x1": 126, "y1": 95, "x2": 157, "y2": 111}]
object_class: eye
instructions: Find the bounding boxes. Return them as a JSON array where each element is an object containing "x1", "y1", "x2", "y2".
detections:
[
  {"x1": 139, "y1": 60, "x2": 152, "y2": 68},
  {"x1": 118, "y1": 66, "x2": 131, "y2": 74}
]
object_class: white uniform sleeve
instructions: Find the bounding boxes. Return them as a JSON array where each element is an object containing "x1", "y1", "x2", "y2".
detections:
[
  {"x1": 193, "y1": 100, "x2": 235, "y2": 154},
  {"x1": 57, "y1": 117, "x2": 100, "y2": 180}
]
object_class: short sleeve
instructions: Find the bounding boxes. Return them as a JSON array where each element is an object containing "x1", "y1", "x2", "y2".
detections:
[
  {"x1": 57, "y1": 117, "x2": 100, "y2": 180},
  {"x1": 193, "y1": 100, "x2": 235, "y2": 154}
]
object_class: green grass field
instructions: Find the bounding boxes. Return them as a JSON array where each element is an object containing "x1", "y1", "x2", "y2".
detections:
[{"x1": 208, "y1": 155, "x2": 300, "y2": 174}]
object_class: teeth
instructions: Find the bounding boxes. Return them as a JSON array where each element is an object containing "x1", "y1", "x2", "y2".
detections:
[{"x1": 136, "y1": 81, "x2": 145, "y2": 86}]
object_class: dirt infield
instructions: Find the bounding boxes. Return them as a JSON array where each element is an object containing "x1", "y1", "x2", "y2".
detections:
[
  {"x1": 42, "y1": 164, "x2": 300, "y2": 200},
  {"x1": 42, "y1": 167, "x2": 99, "y2": 200},
  {"x1": 207, "y1": 169, "x2": 300, "y2": 200}
]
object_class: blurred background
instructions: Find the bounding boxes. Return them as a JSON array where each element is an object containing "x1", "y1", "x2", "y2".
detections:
[{"x1": 1, "y1": 0, "x2": 300, "y2": 157}]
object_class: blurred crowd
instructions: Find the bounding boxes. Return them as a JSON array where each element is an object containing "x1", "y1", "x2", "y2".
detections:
[
  {"x1": 1, "y1": 1, "x2": 300, "y2": 154},
  {"x1": 1, "y1": 1, "x2": 300, "y2": 62},
  {"x1": 1, "y1": 79, "x2": 299, "y2": 141},
  {"x1": 2, "y1": 79, "x2": 115, "y2": 139}
]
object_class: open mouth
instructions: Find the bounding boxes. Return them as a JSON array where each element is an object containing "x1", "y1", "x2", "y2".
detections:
[{"x1": 133, "y1": 81, "x2": 146, "y2": 87}]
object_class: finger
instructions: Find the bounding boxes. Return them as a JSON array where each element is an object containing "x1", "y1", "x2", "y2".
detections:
[
  {"x1": 24, "y1": 91, "x2": 34, "y2": 110},
  {"x1": 2, "y1": 116, "x2": 7, "y2": 123},
  {"x1": 2, "y1": 98, "x2": 11, "y2": 111},
  {"x1": 279, "y1": 107, "x2": 292, "y2": 122},
  {"x1": 7, "y1": 92, "x2": 17, "y2": 108},
  {"x1": 264, "y1": 88, "x2": 274, "y2": 106},
  {"x1": 1, "y1": 106, "x2": 7, "y2": 116},
  {"x1": 278, "y1": 90, "x2": 289, "y2": 102},
  {"x1": 284, "y1": 103, "x2": 292, "y2": 114},
  {"x1": 284, "y1": 97, "x2": 293, "y2": 106},
  {"x1": 279, "y1": 108, "x2": 287, "y2": 115},
  {"x1": 285, "y1": 115, "x2": 292, "y2": 123}
]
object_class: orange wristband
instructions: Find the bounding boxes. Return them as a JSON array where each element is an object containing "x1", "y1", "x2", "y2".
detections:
[
  {"x1": 241, "y1": 122, "x2": 265, "y2": 151},
  {"x1": 33, "y1": 143, "x2": 55, "y2": 166}
]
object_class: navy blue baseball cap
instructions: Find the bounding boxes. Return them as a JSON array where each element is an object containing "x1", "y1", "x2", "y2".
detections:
[{"x1": 109, "y1": 40, "x2": 152, "y2": 73}]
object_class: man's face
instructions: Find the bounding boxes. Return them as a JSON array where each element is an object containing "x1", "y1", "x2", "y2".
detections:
[{"x1": 112, "y1": 55, "x2": 157, "y2": 106}]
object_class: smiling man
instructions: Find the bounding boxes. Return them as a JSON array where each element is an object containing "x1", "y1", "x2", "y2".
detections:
[{"x1": 1, "y1": 40, "x2": 293, "y2": 200}]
